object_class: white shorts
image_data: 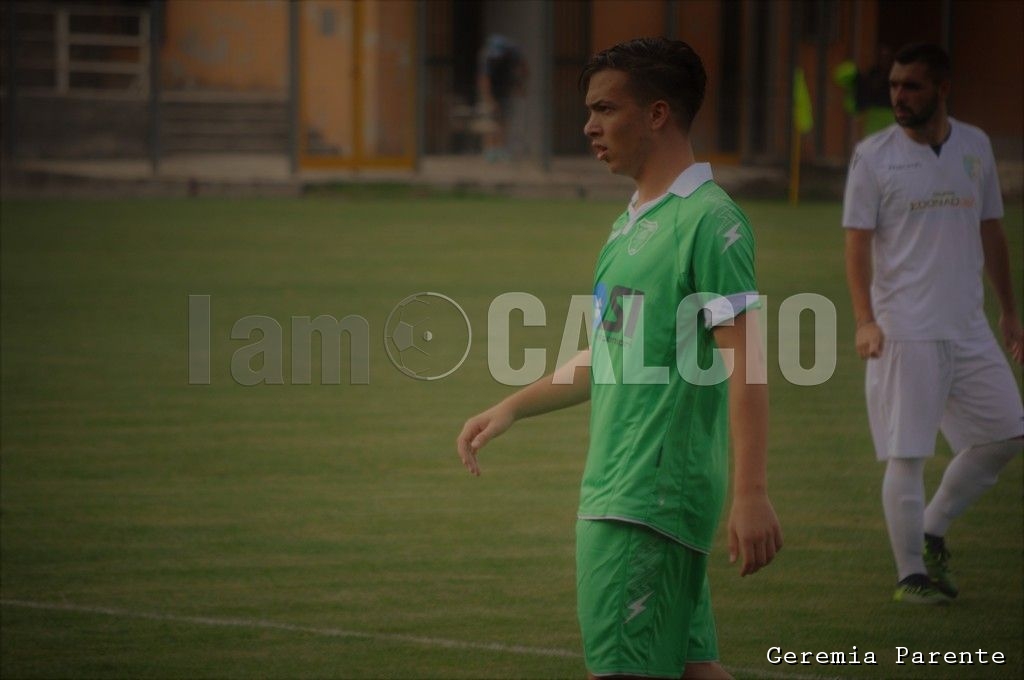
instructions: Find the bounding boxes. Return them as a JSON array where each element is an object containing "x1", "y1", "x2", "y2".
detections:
[{"x1": 866, "y1": 330, "x2": 1024, "y2": 460}]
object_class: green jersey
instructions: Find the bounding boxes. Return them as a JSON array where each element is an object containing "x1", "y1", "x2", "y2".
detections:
[{"x1": 578, "y1": 163, "x2": 758, "y2": 553}]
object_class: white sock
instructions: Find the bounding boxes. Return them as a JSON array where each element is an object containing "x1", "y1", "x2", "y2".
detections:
[
  {"x1": 924, "y1": 438, "x2": 1024, "y2": 537},
  {"x1": 882, "y1": 457, "x2": 928, "y2": 581}
]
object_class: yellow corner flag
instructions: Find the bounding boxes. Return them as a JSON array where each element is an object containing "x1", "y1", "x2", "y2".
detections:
[
  {"x1": 789, "y1": 67, "x2": 814, "y2": 205},
  {"x1": 793, "y1": 67, "x2": 814, "y2": 133}
]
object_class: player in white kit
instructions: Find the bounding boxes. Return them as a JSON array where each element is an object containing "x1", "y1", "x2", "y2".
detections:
[{"x1": 842, "y1": 43, "x2": 1023, "y2": 604}]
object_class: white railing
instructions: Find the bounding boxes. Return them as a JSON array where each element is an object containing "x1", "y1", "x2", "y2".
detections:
[{"x1": 13, "y1": 3, "x2": 150, "y2": 97}]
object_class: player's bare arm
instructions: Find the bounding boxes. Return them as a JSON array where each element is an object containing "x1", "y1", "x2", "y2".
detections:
[
  {"x1": 456, "y1": 349, "x2": 592, "y2": 476},
  {"x1": 713, "y1": 313, "x2": 783, "y2": 576},
  {"x1": 844, "y1": 228, "x2": 884, "y2": 359},
  {"x1": 980, "y1": 218, "x2": 1024, "y2": 364}
]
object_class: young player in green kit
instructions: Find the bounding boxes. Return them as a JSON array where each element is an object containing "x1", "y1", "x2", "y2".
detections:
[{"x1": 456, "y1": 38, "x2": 782, "y2": 680}]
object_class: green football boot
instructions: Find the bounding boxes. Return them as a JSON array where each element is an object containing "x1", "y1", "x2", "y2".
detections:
[{"x1": 893, "y1": 573, "x2": 952, "y2": 605}]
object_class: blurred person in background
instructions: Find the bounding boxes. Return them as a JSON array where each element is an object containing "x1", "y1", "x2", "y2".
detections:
[
  {"x1": 835, "y1": 44, "x2": 895, "y2": 136},
  {"x1": 476, "y1": 34, "x2": 527, "y2": 162}
]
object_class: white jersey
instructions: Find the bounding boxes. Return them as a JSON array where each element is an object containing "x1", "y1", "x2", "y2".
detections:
[{"x1": 842, "y1": 118, "x2": 1004, "y2": 340}]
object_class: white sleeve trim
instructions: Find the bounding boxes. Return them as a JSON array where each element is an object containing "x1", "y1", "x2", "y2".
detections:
[{"x1": 703, "y1": 291, "x2": 759, "y2": 329}]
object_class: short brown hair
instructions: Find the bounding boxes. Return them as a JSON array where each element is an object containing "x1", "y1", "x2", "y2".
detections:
[{"x1": 579, "y1": 37, "x2": 707, "y2": 130}]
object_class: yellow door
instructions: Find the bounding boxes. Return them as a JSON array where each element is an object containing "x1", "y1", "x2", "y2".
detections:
[{"x1": 298, "y1": 0, "x2": 415, "y2": 169}]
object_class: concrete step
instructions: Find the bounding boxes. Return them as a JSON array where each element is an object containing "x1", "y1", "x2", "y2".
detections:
[
  {"x1": 161, "y1": 136, "x2": 287, "y2": 153},
  {"x1": 162, "y1": 120, "x2": 289, "y2": 135},
  {"x1": 159, "y1": 99, "x2": 288, "y2": 154},
  {"x1": 161, "y1": 108, "x2": 289, "y2": 123},
  {"x1": 160, "y1": 99, "x2": 287, "y2": 111}
]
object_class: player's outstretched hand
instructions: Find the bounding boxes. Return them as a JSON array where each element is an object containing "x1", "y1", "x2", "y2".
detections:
[
  {"x1": 999, "y1": 313, "x2": 1024, "y2": 364},
  {"x1": 855, "y1": 321, "x2": 884, "y2": 359},
  {"x1": 728, "y1": 492, "x2": 783, "y2": 577},
  {"x1": 456, "y1": 404, "x2": 515, "y2": 476}
]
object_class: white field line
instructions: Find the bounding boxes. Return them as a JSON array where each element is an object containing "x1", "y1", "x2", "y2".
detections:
[
  {"x1": 1, "y1": 598, "x2": 846, "y2": 680},
  {"x1": 0, "y1": 598, "x2": 577, "y2": 658}
]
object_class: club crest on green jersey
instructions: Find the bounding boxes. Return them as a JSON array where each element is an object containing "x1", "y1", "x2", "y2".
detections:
[
  {"x1": 627, "y1": 219, "x2": 660, "y2": 255},
  {"x1": 962, "y1": 155, "x2": 980, "y2": 180}
]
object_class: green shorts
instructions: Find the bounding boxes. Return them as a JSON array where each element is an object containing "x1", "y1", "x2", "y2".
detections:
[{"x1": 576, "y1": 519, "x2": 718, "y2": 677}]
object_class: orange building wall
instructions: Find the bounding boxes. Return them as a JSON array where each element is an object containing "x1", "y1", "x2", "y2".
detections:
[
  {"x1": 161, "y1": 0, "x2": 288, "y2": 92},
  {"x1": 589, "y1": 0, "x2": 725, "y2": 155},
  {"x1": 853, "y1": 0, "x2": 879, "y2": 73},
  {"x1": 768, "y1": 0, "x2": 794, "y2": 160},
  {"x1": 674, "y1": 1, "x2": 720, "y2": 157},
  {"x1": 592, "y1": 0, "x2": 666, "y2": 51},
  {"x1": 950, "y1": 0, "x2": 1023, "y2": 155}
]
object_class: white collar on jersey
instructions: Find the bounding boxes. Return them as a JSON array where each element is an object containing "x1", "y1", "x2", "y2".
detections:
[
  {"x1": 628, "y1": 162, "x2": 715, "y2": 211},
  {"x1": 667, "y1": 162, "x2": 714, "y2": 198}
]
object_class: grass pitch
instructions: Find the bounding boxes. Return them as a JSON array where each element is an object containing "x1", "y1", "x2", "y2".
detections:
[{"x1": 1, "y1": 194, "x2": 1021, "y2": 679}]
